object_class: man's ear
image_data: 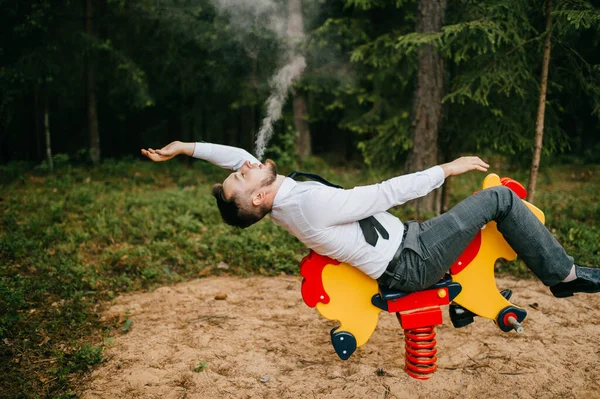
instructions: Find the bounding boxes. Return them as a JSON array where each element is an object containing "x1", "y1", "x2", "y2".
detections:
[{"x1": 252, "y1": 190, "x2": 266, "y2": 207}]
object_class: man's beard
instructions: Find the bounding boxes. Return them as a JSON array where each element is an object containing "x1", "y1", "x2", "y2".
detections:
[{"x1": 260, "y1": 159, "x2": 278, "y2": 187}]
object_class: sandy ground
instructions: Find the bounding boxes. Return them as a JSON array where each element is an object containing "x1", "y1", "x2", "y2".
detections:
[{"x1": 81, "y1": 275, "x2": 600, "y2": 399}]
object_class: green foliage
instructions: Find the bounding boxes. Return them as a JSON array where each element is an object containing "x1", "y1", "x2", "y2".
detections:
[
  {"x1": 304, "y1": 0, "x2": 420, "y2": 168},
  {"x1": 121, "y1": 319, "x2": 133, "y2": 332},
  {"x1": 193, "y1": 361, "x2": 208, "y2": 372},
  {"x1": 263, "y1": 123, "x2": 298, "y2": 171},
  {"x1": 62, "y1": 344, "x2": 103, "y2": 373},
  {"x1": 3, "y1": 0, "x2": 600, "y2": 169},
  {"x1": 302, "y1": 0, "x2": 600, "y2": 166},
  {"x1": 0, "y1": 276, "x2": 27, "y2": 337},
  {"x1": 41, "y1": 343, "x2": 104, "y2": 396},
  {"x1": 554, "y1": 0, "x2": 600, "y2": 31}
]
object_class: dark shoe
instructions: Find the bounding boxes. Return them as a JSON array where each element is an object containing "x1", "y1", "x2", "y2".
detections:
[
  {"x1": 449, "y1": 304, "x2": 475, "y2": 328},
  {"x1": 550, "y1": 266, "x2": 600, "y2": 298}
]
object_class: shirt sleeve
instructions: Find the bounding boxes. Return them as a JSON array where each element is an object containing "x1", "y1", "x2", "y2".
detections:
[
  {"x1": 192, "y1": 142, "x2": 261, "y2": 171},
  {"x1": 300, "y1": 166, "x2": 445, "y2": 228}
]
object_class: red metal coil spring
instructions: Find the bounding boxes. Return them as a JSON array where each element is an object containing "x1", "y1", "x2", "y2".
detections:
[{"x1": 404, "y1": 326, "x2": 438, "y2": 380}]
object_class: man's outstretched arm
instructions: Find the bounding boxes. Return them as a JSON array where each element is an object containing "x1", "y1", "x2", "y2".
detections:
[
  {"x1": 301, "y1": 156, "x2": 489, "y2": 229},
  {"x1": 141, "y1": 141, "x2": 259, "y2": 170}
]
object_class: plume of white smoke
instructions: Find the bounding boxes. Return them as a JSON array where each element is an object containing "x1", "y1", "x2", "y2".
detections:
[
  {"x1": 255, "y1": 55, "x2": 306, "y2": 160},
  {"x1": 210, "y1": 0, "x2": 307, "y2": 160}
]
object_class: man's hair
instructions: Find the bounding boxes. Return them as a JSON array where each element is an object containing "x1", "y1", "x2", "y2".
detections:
[{"x1": 211, "y1": 184, "x2": 270, "y2": 228}]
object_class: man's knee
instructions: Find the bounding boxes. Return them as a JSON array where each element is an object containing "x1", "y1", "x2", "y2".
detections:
[
  {"x1": 479, "y1": 185, "x2": 517, "y2": 203},
  {"x1": 485, "y1": 185, "x2": 514, "y2": 197},
  {"x1": 482, "y1": 185, "x2": 518, "y2": 222}
]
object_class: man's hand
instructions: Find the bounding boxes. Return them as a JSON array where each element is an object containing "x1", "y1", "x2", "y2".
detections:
[
  {"x1": 141, "y1": 141, "x2": 194, "y2": 162},
  {"x1": 441, "y1": 156, "x2": 489, "y2": 178}
]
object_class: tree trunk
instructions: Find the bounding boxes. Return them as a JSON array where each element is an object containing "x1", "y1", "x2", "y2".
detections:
[
  {"x1": 406, "y1": 0, "x2": 447, "y2": 217},
  {"x1": 86, "y1": 0, "x2": 101, "y2": 164},
  {"x1": 441, "y1": 176, "x2": 451, "y2": 213},
  {"x1": 200, "y1": 104, "x2": 207, "y2": 141},
  {"x1": 43, "y1": 94, "x2": 54, "y2": 172},
  {"x1": 288, "y1": 0, "x2": 311, "y2": 158},
  {"x1": 34, "y1": 86, "x2": 42, "y2": 161},
  {"x1": 180, "y1": 79, "x2": 191, "y2": 144},
  {"x1": 293, "y1": 94, "x2": 311, "y2": 157},
  {"x1": 527, "y1": 0, "x2": 553, "y2": 204}
]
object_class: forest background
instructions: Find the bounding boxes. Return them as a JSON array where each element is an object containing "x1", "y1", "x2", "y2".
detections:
[{"x1": 1, "y1": 0, "x2": 600, "y2": 397}]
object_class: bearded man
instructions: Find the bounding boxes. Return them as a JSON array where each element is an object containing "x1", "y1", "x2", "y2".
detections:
[{"x1": 141, "y1": 141, "x2": 599, "y2": 298}]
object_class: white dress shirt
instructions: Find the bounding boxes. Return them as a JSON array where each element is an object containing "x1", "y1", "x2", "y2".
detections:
[{"x1": 193, "y1": 142, "x2": 445, "y2": 279}]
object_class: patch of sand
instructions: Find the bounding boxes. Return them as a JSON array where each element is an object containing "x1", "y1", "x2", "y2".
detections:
[{"x1": 81, "y1": 276, "x2": 600, "y2": 399}]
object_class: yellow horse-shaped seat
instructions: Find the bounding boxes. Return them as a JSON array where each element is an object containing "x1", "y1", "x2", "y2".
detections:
[{"x1": 300, "y1": 174, "x2": 545, "y2": 363}]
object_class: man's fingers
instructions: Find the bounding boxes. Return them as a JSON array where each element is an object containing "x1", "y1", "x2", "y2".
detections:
[
  {"x1": 140, "y1": 148, "x2": 163, "y2": 162},
  {"x1": 476, "y1": 160, "x2": 489, "y2": 171},
  {"x1": 142, "y1": 145, "x2": 178, "y2": 160},
  {"x1": 470, "y1": 157, "x2": 489, "y2": 170},
  {"x1": 473, "y1": 163, "x2": 487, "y2": 172}
]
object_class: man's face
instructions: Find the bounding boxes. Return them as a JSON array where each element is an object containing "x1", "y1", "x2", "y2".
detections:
[{"x1": 222, "y1": 159, "x2": 277, "y2": 201}]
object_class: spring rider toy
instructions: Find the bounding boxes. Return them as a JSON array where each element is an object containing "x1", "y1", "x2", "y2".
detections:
[{"x1": 300, "y1": 174, "x2": 545, "y2": 380}]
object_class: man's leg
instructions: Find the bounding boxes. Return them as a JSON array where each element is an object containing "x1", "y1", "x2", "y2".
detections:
[{"x1": 413, "y1": 186, "x2": 573, "y2": 290}]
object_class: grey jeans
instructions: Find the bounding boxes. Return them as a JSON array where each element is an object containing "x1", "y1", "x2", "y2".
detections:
[{"x1": 378, "y1": 186, "x2": 573, "y2": 292}]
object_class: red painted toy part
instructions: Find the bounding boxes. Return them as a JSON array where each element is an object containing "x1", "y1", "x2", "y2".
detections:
[
  {"x1": 300, "y1": 251, "x2": 339, "y2": 308},
  {"x1": 503, "y1": 312, "x2": 518, "y2": 327},
  {"x1": 500, "y1": 177, "x2": 527, "y2": 199},
  {"x1": 397, "y1": 308, "x2": 443, "y2": 330},
  {"x1": 449, "y1": 231, "x2": 482, "y2": 275},
  {"x1": 386, "y1": 288, "x2": 451, "y2": 313},
  {"x1": 404, "y1": 326, "x2": 438, "y2": 380}
]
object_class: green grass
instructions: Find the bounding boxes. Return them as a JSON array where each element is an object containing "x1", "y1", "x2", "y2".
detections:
[
  {"x1": 0, "y1": 158, "x2": 598, "y2": 398},
  {"x1": 192, "y1": 361, "x2": 208, "y2": 372}
]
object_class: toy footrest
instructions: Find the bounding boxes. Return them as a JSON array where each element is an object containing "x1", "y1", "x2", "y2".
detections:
[
  {"x1": 378, "y1": 275, "x2": 454, "y2": 300},
  {"x1": 378, "y1": 285, "x2": 410, "y2": 301},
  {"x1": 373, "y1": 276, "x2": 462, "y2": 313}
]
